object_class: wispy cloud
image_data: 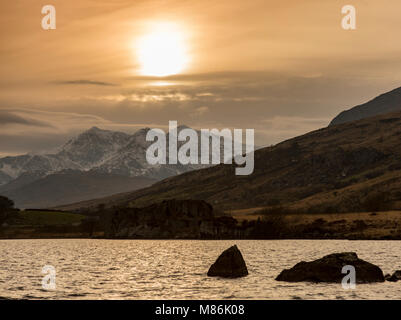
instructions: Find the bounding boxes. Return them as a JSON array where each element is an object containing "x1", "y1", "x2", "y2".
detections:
[
  {"x1": 52, "y1": 80, "x2": 118, "y2": 86},
  {"x1": 0, "y1": 108, "x2": 159, "y2": 156},
  {"x1": 0, "y1": 110, "x2": 52, "y2": 128}
]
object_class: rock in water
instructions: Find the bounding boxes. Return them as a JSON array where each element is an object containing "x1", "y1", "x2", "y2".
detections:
[
  {"x1": 385, "y1": 271, "x2": 401, "y2": 282},
  {"x1": 207, "y1": 245, "x2": 248, "y2": 278},
  {"x1": 275, "y1": 252, "x2": 384, "y2": 283}
]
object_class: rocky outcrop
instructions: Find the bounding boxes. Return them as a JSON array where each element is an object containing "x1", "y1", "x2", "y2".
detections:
[
  {"x1": 207, "y1": 245, "x2": 248, "y2": 278},
  {"x1": 276, "y1": 252, "x2": 384, "y2": 283},
  {"x1": 106, "y1": 199, "x2": 243, "y2": 239},
  {"x1": 385, "y1": 271, "x2": 401, "y2": 282}
]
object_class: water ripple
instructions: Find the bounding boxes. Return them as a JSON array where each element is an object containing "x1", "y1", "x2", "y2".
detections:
[{"x1": 0, "y1": 239, "x2": 400, "y2": 299}]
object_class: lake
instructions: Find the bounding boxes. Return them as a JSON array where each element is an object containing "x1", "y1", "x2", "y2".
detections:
[{"x1": 0, "y1": 239, "x2": 400, "y2": 299}]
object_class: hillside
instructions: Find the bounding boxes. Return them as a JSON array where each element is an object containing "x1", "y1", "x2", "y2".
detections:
[
  {"x1": 59, "y1": 111, "x2": 401, "y2": 213},
  {"x1": 330, "y1": 86, "x2": 401, "y2": 126},
  {"x1": 1, "y1": 170, "x2": 155, "y2": 208}
]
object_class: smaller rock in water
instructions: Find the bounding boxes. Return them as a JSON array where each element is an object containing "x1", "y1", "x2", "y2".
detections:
[
  {"x1": 385, "y1": 271, "x2": 401, "y2": 282},
  {"x1": 275, "y1": 252, "x2": 384, "y2": 283},
  {"x1": 207, "y1": 245, "x2": 248, "y2": 278}
]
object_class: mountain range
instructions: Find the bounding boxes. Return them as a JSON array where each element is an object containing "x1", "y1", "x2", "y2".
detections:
[
  {"x1": 3, "y1": 85, "x2": 401, "y2": 211},
  {"x1": 0, "y1": 126, "x2": 193, "y2": 185},
  {"x1": 56, "y1": 86, "x2": 401, "y2": 214},
  {"x1": 0, "y1": 125, "x2": 235, "y2": 208}
]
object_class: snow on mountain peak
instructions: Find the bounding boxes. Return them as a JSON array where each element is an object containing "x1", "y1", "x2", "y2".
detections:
[{"x1": 0, "y1": 124, "x2": 235, "y2": 185}]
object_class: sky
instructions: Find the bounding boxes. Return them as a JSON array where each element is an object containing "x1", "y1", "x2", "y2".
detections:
[{"x1": 1, "y1": 0, "x2": 401, "y2": 156}]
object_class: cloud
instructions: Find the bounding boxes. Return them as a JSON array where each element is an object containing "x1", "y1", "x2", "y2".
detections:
[
  {"x1": 0, "y1": 71, "x2": 397, "y2": 155},
  {"x1": 0, "y1": 110, "x2": 52, "y2": 127},
  {"x1": 262, "y1": 116, "x2": 330, "y2": 133},
  {"x1": 0, "y1": 108, "x2": 109, "y2": 129},
  {"x1": 257, "y1": 116, "x2": 330, "y2": 145},
  {"x1": 0, "y1": 108, "x2": 160, "y2": 156},
  {"x1": 52, "y1": 80, "x2": 118, "y2": 86},
  {"x1": 0, "y1": 109, "x2": 111, "y2": 155},
  {"x1": 190, "y1": 106, "x2": 209, "y2": 118}
]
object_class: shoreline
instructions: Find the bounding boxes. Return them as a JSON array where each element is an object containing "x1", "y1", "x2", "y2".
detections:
[
  {"x1": 1, "y1": 236, "x2": 401, "y2": 240},
  {"x1": 2, "y1": 209, "x2": 401, "y2": 240}
]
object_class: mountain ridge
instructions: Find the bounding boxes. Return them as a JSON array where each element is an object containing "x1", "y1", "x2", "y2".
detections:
[
  {"x1": 56, "y1": 110, "x2": 401, "y2": 213},
  {"x1": 330, "y1": 86, "x2": 401, "y2": 126},
  {"x1": 1, "y1": 169, "x2": 156, "y2": 209},
  {"x1": 0, "y1": 125, "x2": 241, "y2": 208}
]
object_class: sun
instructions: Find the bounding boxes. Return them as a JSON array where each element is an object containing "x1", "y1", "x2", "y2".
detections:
[{"x1": 136, "y1": 23, "x2": 189, "y2": 77}]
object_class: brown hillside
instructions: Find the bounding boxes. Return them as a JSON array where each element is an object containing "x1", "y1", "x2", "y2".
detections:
[{"x1": 57, "y1": 111, "x2": 401, "y2": 213}]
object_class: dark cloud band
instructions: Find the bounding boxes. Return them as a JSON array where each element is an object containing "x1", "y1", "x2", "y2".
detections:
[
  {"x1": 0, "y1": 111, "x2": 51, "y2": 127},
  {"x1": 52, "y1": 80, "x2": 117, "y2": 86}
]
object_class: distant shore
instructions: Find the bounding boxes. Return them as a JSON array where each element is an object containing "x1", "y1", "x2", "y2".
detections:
[
  {"x1": 230, "y1": 209, "x2": 401, "y2": 240},
  {"x1": 2, "y1": 209, "x2": 401, "y2": 240}
]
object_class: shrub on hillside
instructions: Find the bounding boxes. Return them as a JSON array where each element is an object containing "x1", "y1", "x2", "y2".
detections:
[
  {"x1": 363, "y1": 192, "x2": 390, "y2": 212},
  {"x1": 250, "y1": 213, "x2": 289, "y2": 239}
]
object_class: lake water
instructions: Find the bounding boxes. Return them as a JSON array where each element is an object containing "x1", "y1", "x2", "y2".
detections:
[{"x1": 0, "y1": 239, "x2": 400, "y2": 300}]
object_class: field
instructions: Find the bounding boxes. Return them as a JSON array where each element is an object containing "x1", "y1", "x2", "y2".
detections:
[
  {"x1": 0, "y1": 210, "x2": 91, "y2": 239},
  {"x1": 230, "y1": 208, "x2": 401, "y2": 239},
  {"x1": 8, "y1": 210, "x2": 85, "y2": 226}
]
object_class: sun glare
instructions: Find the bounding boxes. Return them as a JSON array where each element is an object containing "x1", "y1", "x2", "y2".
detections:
[{"x1": 136, "y1": 23, "x2": 189, "y2": 77}]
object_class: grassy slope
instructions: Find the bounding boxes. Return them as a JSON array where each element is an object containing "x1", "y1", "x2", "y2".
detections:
[
  {"x1": 230, "y1": 209, "x2": 401, "y2": 239},
  {"x1": 8, "y1": 210, "x2": 85, "y2": 226},
  {"x1": 0, "y1": 210, "x2": 90, "y2": 239}
]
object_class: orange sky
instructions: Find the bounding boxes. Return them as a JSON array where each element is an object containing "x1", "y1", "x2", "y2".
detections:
[{"x1": 1, "y1": 0, "x2": 401, "y2": 155}]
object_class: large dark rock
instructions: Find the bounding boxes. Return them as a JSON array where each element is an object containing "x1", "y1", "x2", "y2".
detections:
[
  {"x1": 108, "y1": 199, "x2": 214, "y2": 239},
  {"x1": 207, "y1": 245, "x2": 248, "y2": 278},
  {"x1": 275, "y1": 252, "x2": 384, "y2": 283},
  {"x1": 107, "y1": 199, "x2": 243, "y2": 239},
  {"x1": 385, "y1": 271, "x2": 401, "y2": 282}
]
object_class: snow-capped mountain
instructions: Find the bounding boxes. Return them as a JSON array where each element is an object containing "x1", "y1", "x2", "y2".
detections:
[
  {"x1": 0, "y1": 153, "x2": 81, "y2": 185},
  {"x1": 0, "y1": 127, "x2": 130, "y2": 185},
  {"x1": 93, "y1": 128, "x2": 160, "y2": 178},
  {"x1": 93, "y1": 126, "x2": 212, "y2": 179},
  {"x1": 59, "y1": 126, "x2": 132, "y2": 169},
  {"x1": 0, "y1": 125, "x2": 249, "y2": 208},
  {"x1": 0, "y1": 125, "x2": 249, "y2": 187}
]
